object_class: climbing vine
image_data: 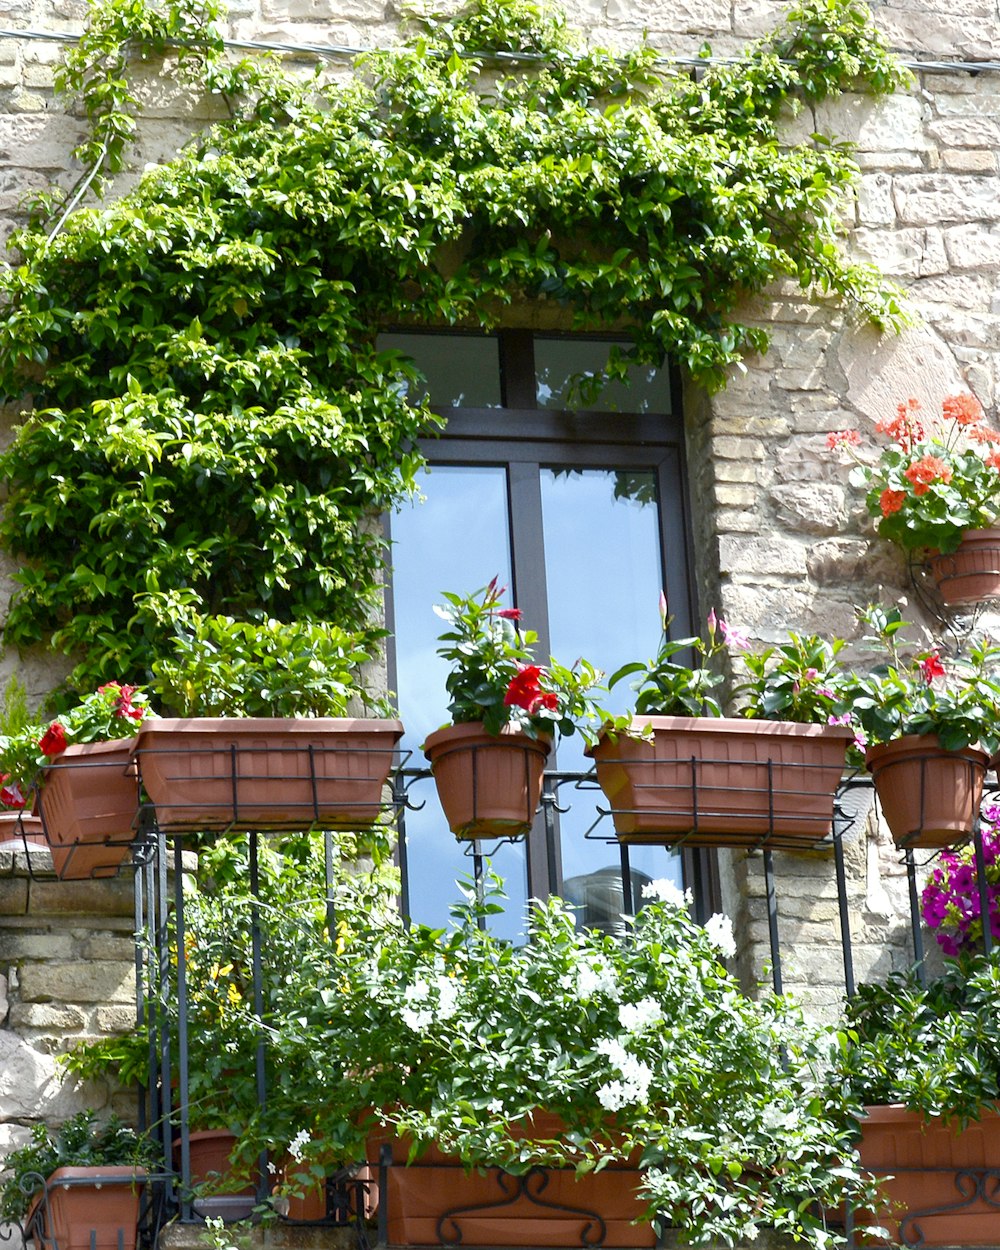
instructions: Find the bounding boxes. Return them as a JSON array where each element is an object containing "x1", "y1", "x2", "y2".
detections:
[{"x1": 0, "y1": 0, "x2": 908, "y2": 693}]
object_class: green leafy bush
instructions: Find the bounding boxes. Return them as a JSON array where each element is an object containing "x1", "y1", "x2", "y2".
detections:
[{"x1": 0, "y1": 0, "x2": 907, "y2": 692}]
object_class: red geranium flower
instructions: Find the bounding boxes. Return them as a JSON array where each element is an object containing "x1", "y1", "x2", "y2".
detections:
[
  {"x1": 38, "y1": 722, "x2": 68, "y2": 756},
  {"x1": 826, "y1": 429, "x2": 862, "y2": 450},
  {"x1": 879, "y1": 488, "x2": 907, "y2": 516}
]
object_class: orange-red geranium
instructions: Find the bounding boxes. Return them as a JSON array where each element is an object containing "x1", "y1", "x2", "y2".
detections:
[
  {"x1": 879, "y1": 488, "x2": 907, "y2": 516},
  {"x1": 904, "y1": 455, "x2": 952, "y2": 496},
  {"x1": 942, "y1": 393, "x2": 984, "y2": 426},
  {"x1": 38, "y1": 722, "x2": 68, "y2": 756}
]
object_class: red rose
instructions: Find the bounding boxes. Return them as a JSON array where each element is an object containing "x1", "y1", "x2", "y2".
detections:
[{"x1": 38, "y1": 722, "x2": 68, "y2": 756}]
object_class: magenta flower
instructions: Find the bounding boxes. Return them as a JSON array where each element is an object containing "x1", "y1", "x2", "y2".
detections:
[{"x1": 719, "y1": 620, "x2": 749, "y2": 651}]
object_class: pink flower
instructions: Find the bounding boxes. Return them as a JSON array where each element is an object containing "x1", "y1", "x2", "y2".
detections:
[
  {"x1": 826, "y1": 429, "x2": 862, "y2": 450},
  {"x1": 706, "y1": 607, "x2": 717, "y2": 637},
  {"x1": 804, "y1": 668, "x2": 818, "y2": 681},
  {"x1": 496, "y1": 608, "x2": 522, "y2": 621},
  {"x1": 719, "y1": 620, "x2": 748, "y2": 651},
  {"x1": 827, "y1": 713, "x2": 852, "y2": 727}
]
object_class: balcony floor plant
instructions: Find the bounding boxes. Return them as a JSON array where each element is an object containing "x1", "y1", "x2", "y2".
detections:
[{"x1": 240, "y1": 870, "x2": 882, "y2": 1249}]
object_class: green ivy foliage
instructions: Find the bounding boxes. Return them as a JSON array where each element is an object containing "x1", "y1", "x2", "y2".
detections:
[{"x1": 0, "y1": 0, "x2": 908, "y2": 692}]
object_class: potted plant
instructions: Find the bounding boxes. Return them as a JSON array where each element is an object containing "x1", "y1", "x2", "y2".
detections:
[
  {"x1": 0, "y1": 1111, "x2": 157, "y2": 1250},
  {"x1": 832, "y1": 955, "x2": 1000, "y2": 1247},
  {"x1": 0, "y1": 676, "x2": 45, "y2": 847},
  {"x1": 137, "y1": 609, "x2": 402, "y2": 832},
  {"x1": 839, "y1": 606, "x2": 1000, "y2": 848},
  {"x1": 586, "y1": 603, "x2": 854, "y2": 848},
  {"x1": 424, "y1": 581, "x2": 604, "y2": 839},
  {"x1": 252, "y1": 869, "x2": 881, "y2": 1248},
  {"x1": 0, "y1": 682, "x2": 154, "y2": 879},
  {"x1": 828, "y1": 393, "x2": 1000, "y2": 604}
]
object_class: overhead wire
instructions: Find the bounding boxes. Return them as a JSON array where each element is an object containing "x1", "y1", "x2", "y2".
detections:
[{"x1": 1, "y1": 23, "x2": 1000, "y2": 75}]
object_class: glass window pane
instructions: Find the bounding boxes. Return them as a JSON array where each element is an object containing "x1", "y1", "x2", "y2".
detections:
[
  {"x1": 539, "y1": 466, "x2": 682, "y2": 907},
  {"x1": 535, "y1": 338, "x2": 670, "y2": 414},
  {"x1": 378, "y1": 332, "x2": 502, "y2": 408},
  {"x1": 390, "y1": 464, "x2": 528, "y2": 939}
]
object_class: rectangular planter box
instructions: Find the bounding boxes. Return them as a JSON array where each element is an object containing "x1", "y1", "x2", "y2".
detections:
[
  {"x1": 858, "y1": 1104, "x2": 1000, "y2": 1247},
  {"x1": 586, "y1": 717, "x2": 852, "y2": 849},
  {"x1": 135, "y1": 718, "x2": 403, "y2": 832}
]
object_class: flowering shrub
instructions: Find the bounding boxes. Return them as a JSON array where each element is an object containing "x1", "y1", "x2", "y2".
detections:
[
  {"x1": 0, "y1": 681, "x2": 153, "y2": 809},
  {"x1": 921, "y1": 809, "x2": 1000, "y2": 956},
  {"x1": 432, "y1": 581, "x2": 604, "y2": 740},
  {"x1": 836, "y1": 955, "x2": 1000, "y2": 1124},
  {"x1": 828, "y1": 393, "x2": 1000, "y2": 553},
  {"x1": 246, "y1": 872, "x2": 878, "y2": 1248}
]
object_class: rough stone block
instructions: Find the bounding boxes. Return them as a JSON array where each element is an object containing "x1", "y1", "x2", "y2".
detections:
[
  {"x1": 18, "y1": 959, "x2": 134, "y2": 1005},
  {"x1": 0, "y1": 879, "x2": 28, "y2": 917},
  {"x1": 852, "y1": 227, "x2": 946, "y2": 279},
  {"x1": 857, "y1": 173, "x2": 896, "y2": 227},
  {"x1": 0, "y1": 1031, "x2": 108, "y2": 1118},
  {"x1": 713, "y1": 461, "x2": 759, "y2": 485},
  {"x1": 95, "y1": 1004, "x2": 137, "y2": 1033},
  {"x1": 0, "y1": 115, "x2": 86, "y2": 170},
  {"x1": 770, "y1": 484, "x2": 847, "y2": 536},
  {"x1": 604, "y1": 0, "x2": 731, "y2": 32},
  {"x1": 893, "y1": 174, "x2": 1000, "y2": 225},
  {"x1": 28, "y1": 878, "x2": 134, "y2": 917},
  {"x1": 718, "y1": 535, "x2": 807, "y2": 577},
  {"x1": 876, "y1": 10, "x2": 999, "y2": 61},
  {"x1": 815, "y1": 94, "x2": 927, "y2": 153},
  {"x1": 81, "y1": 934, "x2": 136, "y2": 960},
  {"x1": 943, "y1": 222, "x2": 1000, "y2": 270},
  {"x1": 8, "y1": 1001, "x2": 87, "y2": 1030},
  {"x1": 714, "y1": 484, "x2": 757, "y2": 508},
  {"x1": 0, "y1": 932, "x2": 76, "y2": 961},
  {"x1": 711, "y1": 436, "x2": 765, "y2": 462},
  {"x1": 929, "y1": 118, "x2": 1000, "y2": 148},
  {"x1": 941, "y1": 150, "x2": 997, "y2": 173}
]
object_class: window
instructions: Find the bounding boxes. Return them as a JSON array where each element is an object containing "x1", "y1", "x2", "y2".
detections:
[{"x1": 383, "y1": 330, "x2": 709, "y2": 938}]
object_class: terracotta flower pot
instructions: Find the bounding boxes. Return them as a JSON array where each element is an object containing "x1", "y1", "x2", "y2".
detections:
[
  {"x1": 586, "y1": 717, "x2": 853, "y2": 848},
  {"x1": 27, "y1": 1166, "x2": 146, "y2": 1250},
  {"x1": 859, "y1": 1104, "x2": 1000, "y2": 1247},
  {"x1": 423, "y1": 723, "x2": 551, "y2": 840},
  {"x1": 36, "y1": 739, "x2": 140, "y2": 879},
  {"x1": 865, "y1": 734, "x2": 989, "y2": 849},
  {"x1": 0, "y1": 810, "x2": 45, "y2": 846},
  {"x1": 928, "y1": 528, "x2": 1000, "y2": 605},
  {"x1": 135, "y1": 718, "x2": 403, "y2": 832},
  {"x1": 367, "y1": 1112, "x2": 653, "y2": 1248}
]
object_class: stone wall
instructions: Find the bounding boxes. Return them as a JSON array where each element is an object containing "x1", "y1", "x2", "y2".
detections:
[
  {"x1": 1, "y1": 0, "x2": 999, "y2": 1158},
  {"x1": 0, "y1": 843, "x2": 137, "y2": 1243}
]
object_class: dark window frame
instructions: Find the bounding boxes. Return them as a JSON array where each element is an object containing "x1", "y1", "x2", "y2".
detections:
[{"x1": 383, "y1": 328, "x2": 720, "y2": 916}]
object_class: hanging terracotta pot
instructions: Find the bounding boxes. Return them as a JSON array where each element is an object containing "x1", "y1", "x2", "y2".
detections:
[
  {"x1": 423, "y1": 723, "x2": 550, "y2": 840},
  {"x1": 585, "y1": 717, "x2": 852, "y2": 849},
  {"x1": 865, "y1": 734, "x2": 989, "y2": 849},
  {"x1": 135, "y1": 718, "x2": 402, "y2": 833},
  {"x1": 36, "y1": 739, "x2": 140, "y2": 880},
  {"x1": 928, "y1": 528, "x2": 1000, "y2": 605},
  {"x1": 859, "y1": 1104, "x2": 1000, "y2": 1247},
  {"x1": 26, "y1": 1166, "x2": 146, "y2": 1250},
  {"x1": 368, "y1": 1112, "x2": 653, "y2": 1248}
]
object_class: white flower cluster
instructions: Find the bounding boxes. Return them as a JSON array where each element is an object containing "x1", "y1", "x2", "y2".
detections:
[
  {"x1": 704, "y1": 912, "x2": 737, "y2": 959},
  {"x1": 287, "y1": 1128, "x2": 311, "y2": 1161},
  {"x1": 400, "y1": 972, "x2": 461, "y2": 1032},
  {"x1": 576, "y1": 957, "x2": 621, "y2": 1001},
  {"x1": 641, "y1": 878, "x2": 692, "y2": 908},
  {"x1": 618, "y1": 996, "x2": 662, "y2": 1034},
  {"x1": 594, "y1": 1036, "x2": 653, "y2": 1111}
]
